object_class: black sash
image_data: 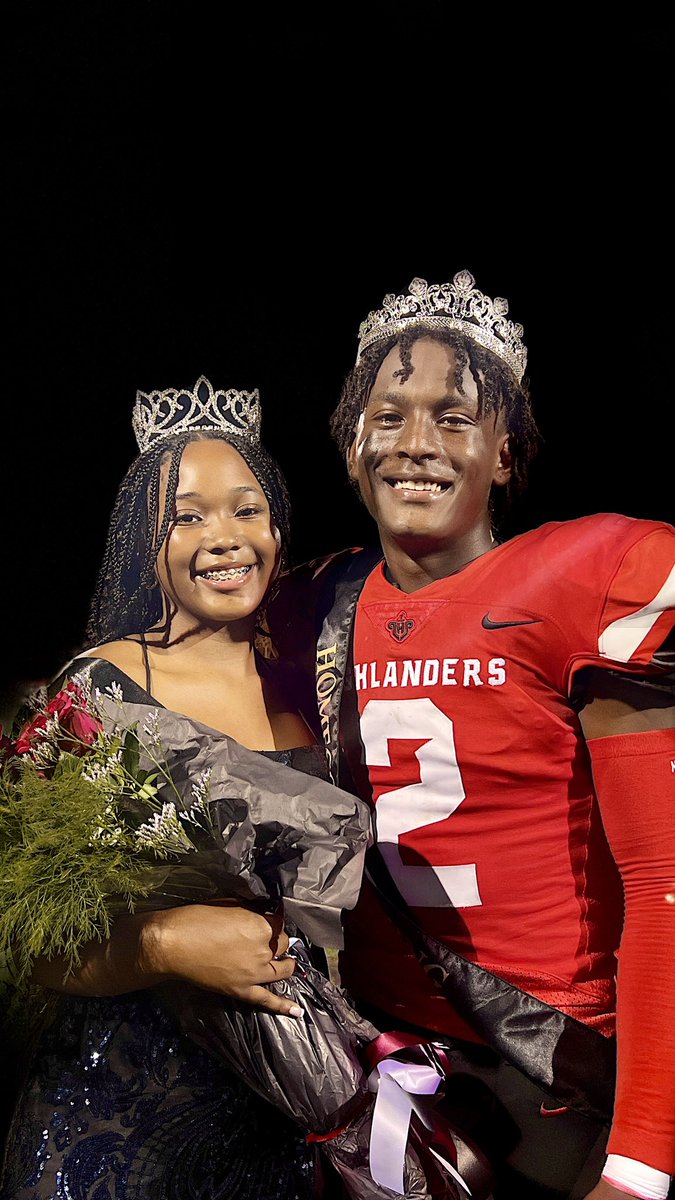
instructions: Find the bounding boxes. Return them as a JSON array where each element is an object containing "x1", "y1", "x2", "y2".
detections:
[
  {"x1": 312, "y1": 549, "x2": 616, "y2": 1124},
  {"x1": 312, "y1": 546, "x2": 383, "y2": 786},
  {"x1": 365, "y1": 849, "x2": 615, "y2": 1123}
]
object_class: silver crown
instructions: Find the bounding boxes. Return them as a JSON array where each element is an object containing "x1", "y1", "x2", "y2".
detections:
[
  {"x1": 356, "y1": 270, "x2": 527, "y2": 382},
  {"x1": 132, "y1": 376, "x2": 261, "y2": 454}
]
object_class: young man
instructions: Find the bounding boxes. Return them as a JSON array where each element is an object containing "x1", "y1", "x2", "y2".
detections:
[{"x1": 272, "y1": 272, "x2": 674, "y2": 1199}]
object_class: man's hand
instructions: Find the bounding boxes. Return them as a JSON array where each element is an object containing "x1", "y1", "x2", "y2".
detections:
[{"x1": 582, "y1": 1181, "x2": 642, "y2": 1200}]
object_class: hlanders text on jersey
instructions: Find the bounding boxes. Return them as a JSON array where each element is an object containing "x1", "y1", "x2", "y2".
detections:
[{"x1": 354, "y1": 657, "x2": 507, "y2": 690}]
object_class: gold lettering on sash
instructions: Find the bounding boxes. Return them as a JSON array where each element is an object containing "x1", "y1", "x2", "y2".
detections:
[{"x1": 316, "y1": 643, "x2": 339, "y2": 749}]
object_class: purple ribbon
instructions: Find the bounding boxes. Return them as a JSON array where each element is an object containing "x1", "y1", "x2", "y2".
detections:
[{"x1": 368, "y1": 1056, "x2": 471, "y2": 1195}]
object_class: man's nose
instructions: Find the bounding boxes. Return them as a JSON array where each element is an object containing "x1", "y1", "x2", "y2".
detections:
[{"x1": 395, "y1": 413, "x2": 439, "y2": 459}]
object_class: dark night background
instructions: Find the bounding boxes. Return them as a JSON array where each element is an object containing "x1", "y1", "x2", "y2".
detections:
[
  {"x1": 3, "y1": 5, "x2": 674, "y2": 698},
  {"x1": 0, "y1": 0, "x2": 674, "y2": 1160}
]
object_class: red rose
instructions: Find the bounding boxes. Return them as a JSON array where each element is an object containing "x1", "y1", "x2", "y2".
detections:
[
  {"x1": 46, "y1": 691, "x2": 75, "y2": 720},
  {"x1": 51, "y1": 685, "x2": 103, "y2": 755},
  {"x1": 66, "y1": 708, "x2": 102, "y2": 749},
  {"x1": 14, "y1": 711, "x2": 51, "y2": 755},
  {"x1": 45, "y1": 681, "x2": 88, "y2": 720},
  {"x1": 64, "y1": 681, "x2": 88, "y2": 703},
  {"x1": 13, "y1": 684, "x2": 102, "y2": 758}
]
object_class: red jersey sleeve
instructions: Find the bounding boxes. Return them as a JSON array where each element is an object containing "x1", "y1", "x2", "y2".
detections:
[
  {"x1": 564, "y1": 520, "x2": 675, "y2": 693},
  {"x1": 587, "y1": 729, "x2": 675, "y2": 1176}
]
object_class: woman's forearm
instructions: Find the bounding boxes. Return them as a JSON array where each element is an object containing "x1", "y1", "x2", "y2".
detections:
[
  {"x1": 30, "y1": 910, "x2": 169, "y2": 995},
  {"x1": 29, "y1": 903, "x2": 301, "y2": 1015}
]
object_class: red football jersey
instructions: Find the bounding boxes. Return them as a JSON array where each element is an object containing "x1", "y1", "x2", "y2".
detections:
[{"x1": 341, "y1": 514, "x2": 675, "y2": 1039}]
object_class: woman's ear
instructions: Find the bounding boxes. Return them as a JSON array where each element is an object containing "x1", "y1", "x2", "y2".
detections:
[{"x1": 270, "y1": 524, "x2": 282, "y2": 581}]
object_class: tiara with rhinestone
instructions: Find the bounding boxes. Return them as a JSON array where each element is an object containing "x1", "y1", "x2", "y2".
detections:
[
  {"x1": 132, "y1": 376, "x2": 262, "y2": 454},
  {"x1": 356, "y1": 270, "x2": 527, "y2": 382}
]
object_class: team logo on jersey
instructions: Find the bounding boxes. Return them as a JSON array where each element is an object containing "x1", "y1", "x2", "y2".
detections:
[
  {"x1": 386, "y1": 611, "x2": 415, "y2": 642},
  {"x1": 361, "y1": 599, "x2": 446, "y2": 641}
]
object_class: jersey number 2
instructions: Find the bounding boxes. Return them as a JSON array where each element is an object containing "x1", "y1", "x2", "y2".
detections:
[{"x1": 360, "y1": 697, "x2": 482, "y2": 908}]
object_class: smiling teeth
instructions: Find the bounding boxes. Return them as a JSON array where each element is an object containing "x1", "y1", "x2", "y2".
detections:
[
  {"x1": 393, "y1": 480, "x2": 444, "y2": 492},
  {"x1": 201, "y1": 566, "x2": 253, "y2": 580}
]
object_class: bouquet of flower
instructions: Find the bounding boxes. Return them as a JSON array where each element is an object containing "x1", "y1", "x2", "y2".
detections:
[
  {"x1": 0, "y1": 678, "x2": 174, "y2": 983},
  {"x1": 0, "y1": 668, "x2": 370, "y2": 977},
  {"x1": 0, "y1": 664, "x2": 492, "y2": 1199}
]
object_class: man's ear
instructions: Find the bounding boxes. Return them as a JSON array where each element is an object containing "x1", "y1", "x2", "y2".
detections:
[
  {"x1": 346, "y1": 436, "x2": 359, "y2": 482},
  {"x1": 493, "y1": 434, "x2": 513, "y2": 486}
]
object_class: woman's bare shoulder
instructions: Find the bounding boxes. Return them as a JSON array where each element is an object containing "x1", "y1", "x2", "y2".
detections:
[{"x1": 84, "y1": 639, "x2": 146, "y2": 687}]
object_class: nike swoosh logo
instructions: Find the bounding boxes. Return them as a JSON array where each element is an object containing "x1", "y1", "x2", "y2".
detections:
[
  {"x1": 482, "y1": 615, "x2": 543, "y2": 630},
  {"x1": 539, "y1": 1103, "x2": 569, "y2": 1118}
]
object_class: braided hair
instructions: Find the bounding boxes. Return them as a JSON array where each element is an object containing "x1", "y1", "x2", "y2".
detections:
[
  {"x1": 330, "y1": 325, "x2": 540, "y2": 525},
  {"x1": 87, "y1": 430, "x2": 291, "y2": 646}
]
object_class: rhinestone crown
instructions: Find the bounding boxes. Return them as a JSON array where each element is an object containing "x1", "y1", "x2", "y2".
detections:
[
  {"x1": 132, "y1": 376, "x2": 261, "y2": 454},
  {"x1": 356, "y1": 270, "x2": 527, "y2": 382}
]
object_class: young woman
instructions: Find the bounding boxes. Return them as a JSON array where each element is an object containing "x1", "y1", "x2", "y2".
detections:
[{"x1": 1, "y1": 378, "x2": 346, "y2": 1199}]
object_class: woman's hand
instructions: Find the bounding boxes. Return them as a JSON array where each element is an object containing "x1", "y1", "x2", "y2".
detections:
[
  {"x1": 143, "y1": 902, "x2": 300, "y2": 1015},
  {"x1": 31, "y1": 904, "x2": 301, "y2": 1016}
]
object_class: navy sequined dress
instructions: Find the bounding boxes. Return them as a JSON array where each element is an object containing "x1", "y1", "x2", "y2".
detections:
[
  {"x1": 2, "y1": 974, "x2": 318, "y2": 1199},
  {"x1": 0, "y1": 662, "x2": 331, "y2": 1199}
]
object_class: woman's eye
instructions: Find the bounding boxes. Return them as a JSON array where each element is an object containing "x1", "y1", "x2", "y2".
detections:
[
  {"x1": 236, "y1": 505, "x2": 264, "y2": 519},
  {"x1": 174, "y1": 511, "x2": 200, "y2": 525}
]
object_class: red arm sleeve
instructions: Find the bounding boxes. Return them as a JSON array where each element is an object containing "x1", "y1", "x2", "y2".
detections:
[{"x1": 587, "y1": 728, "x2": 675, "y2": 1175}]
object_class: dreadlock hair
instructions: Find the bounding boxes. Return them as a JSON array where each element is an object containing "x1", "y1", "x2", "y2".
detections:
[
  {"x1": 330, "y1": 324, "x2": 540, "y2": 527},
  {"x1": 86, "y1": 430, "x2": 291, "y2": 647}
]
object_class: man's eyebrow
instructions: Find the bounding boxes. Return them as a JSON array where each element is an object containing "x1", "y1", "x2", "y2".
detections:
[{"x1": 372, "y1": 391, "x2": 473, "y2": 408}]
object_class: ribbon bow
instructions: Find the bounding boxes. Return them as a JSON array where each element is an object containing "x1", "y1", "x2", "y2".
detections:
[{"x1": 365, "y1": 1035, "x2": 471, "y2": 1196}]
